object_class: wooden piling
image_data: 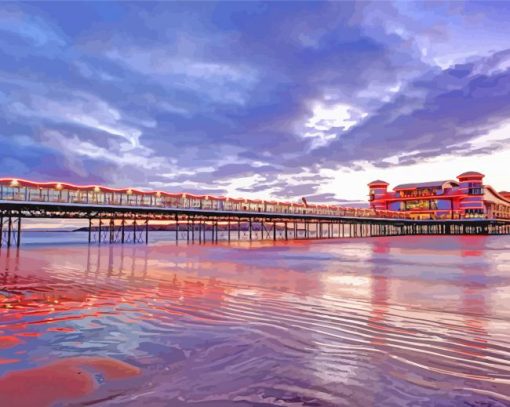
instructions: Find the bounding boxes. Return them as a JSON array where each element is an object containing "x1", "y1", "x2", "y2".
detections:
[{"x1": 16, "y1": 216, "x2": 21, "y2": 248}]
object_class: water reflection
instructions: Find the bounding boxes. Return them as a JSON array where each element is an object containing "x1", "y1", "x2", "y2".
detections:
[
  {"x1": 0, "y1": 237, "x2": 510, "y2": 406},
  {"x1": 459, "y1": 238, "x2": 489, "y2": 356},
  {"x1": 368, "y1": 239, "x2": 391, "y2": 348}
]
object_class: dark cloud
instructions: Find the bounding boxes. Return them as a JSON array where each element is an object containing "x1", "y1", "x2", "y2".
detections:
[
  {"x1": 0, "y1": 2, "x2": 509, "y2": 199},
  {"x1": 238, "y1": 183, "x2": 278, "y2": 194},
  {"x1": 303, "y1": 55, "x2": 510, "y2": 169},
  {"x1": 272, "y1": 183, "x2": 319, "y2": 198}
]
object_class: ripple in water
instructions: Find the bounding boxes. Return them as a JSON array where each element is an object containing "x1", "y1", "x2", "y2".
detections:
[{"x1": 0, "y1": 235, "x2": 510, "y2": 406}]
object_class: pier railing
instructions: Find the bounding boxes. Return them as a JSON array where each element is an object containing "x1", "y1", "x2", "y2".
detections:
[{"x1": 0, "y1": 178, "x2": 412, "y2": 220}]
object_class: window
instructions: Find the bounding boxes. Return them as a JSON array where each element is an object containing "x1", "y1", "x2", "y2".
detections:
[
  {"x1": 468, "y1": 187, "x2": 483, "y2": 195},
  {"x1": 464, "y1": 208, "x2": 485, "y2": 218}
]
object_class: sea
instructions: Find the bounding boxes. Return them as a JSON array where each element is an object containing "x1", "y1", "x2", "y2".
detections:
[{"x1": 0, "y1": 232, "x2": 509, "y2": 406}]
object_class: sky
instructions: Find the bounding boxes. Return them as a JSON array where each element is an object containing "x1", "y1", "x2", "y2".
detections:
[{"x1": 1, "y1": 1, "x2": 510, "y2": 209}]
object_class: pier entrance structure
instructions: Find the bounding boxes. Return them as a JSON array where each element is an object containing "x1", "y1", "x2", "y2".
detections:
[{"x1": 1, "y1": 177, "x2": 509, "y2": 248}]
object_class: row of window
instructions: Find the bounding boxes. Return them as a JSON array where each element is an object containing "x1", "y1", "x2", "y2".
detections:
[
  {"x1": 398, "y1": 188, "x2": 441, "y2": 198},
  {"x1": 489, "y1": 204, "x2": 510, "y2": 219},
  {"x1": 401, "y1": 200, "x2": 441, "y2": 210},
  {"x1": 0, "y1": 186, "x2": 411, "y2": 219},
  {"x1": 464, "y1": 209, "x2": 485, "y2": 219}
]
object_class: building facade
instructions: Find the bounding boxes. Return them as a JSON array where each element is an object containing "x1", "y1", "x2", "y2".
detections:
[{"x1": 368, "y1": 171, "x2": 510, "y2": 220}]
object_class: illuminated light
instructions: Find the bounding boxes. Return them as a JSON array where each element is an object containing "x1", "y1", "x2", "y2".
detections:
[{"x1": 0, "y1": 176, "x2": 420, "y2": 220}]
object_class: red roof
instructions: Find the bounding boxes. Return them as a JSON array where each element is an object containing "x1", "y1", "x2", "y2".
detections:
[
  {"x1": 457, "y1": 171, "x2": 484, "y2": 178},
  {"x1": 368, "y1": 180, "x2": 389, "y2": 186},
  {"x1": 394, "y1": 180, "x2": 458, "y2": 190}
]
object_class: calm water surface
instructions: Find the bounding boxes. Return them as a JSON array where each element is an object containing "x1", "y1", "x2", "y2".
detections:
[{"x1": 1, "y1": 234, "x2": 510, "y2": 406}]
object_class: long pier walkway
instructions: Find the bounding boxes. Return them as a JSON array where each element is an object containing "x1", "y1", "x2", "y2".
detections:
[{"x1": 1, "y1": 178, "x2": 510, "y2": 247}]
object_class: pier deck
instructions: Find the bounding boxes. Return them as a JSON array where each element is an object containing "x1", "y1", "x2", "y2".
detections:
[{"x1": 1, "y1": 199, "x2": 509, "y2": 247}]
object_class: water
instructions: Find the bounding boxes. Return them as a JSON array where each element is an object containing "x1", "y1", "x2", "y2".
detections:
[{"x1": 1, "y1": 234, "x2": 510, "y2": 406}]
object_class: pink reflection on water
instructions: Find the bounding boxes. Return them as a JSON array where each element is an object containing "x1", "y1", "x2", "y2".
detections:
[
  {"x1": 0, "y1": 237, "x2": 510, "y2": 405},
  {"x1": 459, "y1": 237, "x2": 489, "y2": 358},
  {"x1": 368, "y1": 239, "x2": 390, "y2": 348}
]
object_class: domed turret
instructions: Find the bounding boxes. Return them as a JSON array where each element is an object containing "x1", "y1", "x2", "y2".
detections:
[
  {"x1": 457, "y1": 171, "x2": 485, "y2": 180},
  {"x1": 457, "y1": 171, "x2": 485, "y2": 217},
  {"x1": 368, "y1": 180, "x2": 389, "y2": 187},
  {"x1": 368, "y1": 180, "x2": 389, "y2": 210}
]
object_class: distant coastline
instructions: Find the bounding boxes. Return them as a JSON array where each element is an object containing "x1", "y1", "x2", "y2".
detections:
[
  {"x1": 73, "y1": 225, "x2": 179, "y2": 232},
  {"x1": 73, "y1": 223, "x2": 278, "y2": 232}
]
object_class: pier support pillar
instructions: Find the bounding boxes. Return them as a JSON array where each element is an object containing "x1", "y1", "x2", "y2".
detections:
[
  {"x1": 191, "y1": 218, "x2": 195, "y2": 244},
  {"x1": 88, "y1": 218, "x2": 92, "y2": 243},
  {"x1": 98, "y1": 218, "x2": 102, "y2": 244},
  {"x1": 109, "y1": 219, "x2": 115, "y2": 244},
  {"x1": 7, "y1": 216, "x2": 12, "y2": 247},
  {"x1": 175, "y1": 215, "x2": 179, "y2": 243},
  {"x1": 15, "y1": 216, "x2": 21, "y2": 248},
  {"x1": 186, "y1": 217, "x2": 190, "y2": 242},
  {"x1": 133, "y1": 219, "x2": 138, "y2": 243},
  {"x1": 121, "y1": 218, "x2": 125, "y2": 243}
]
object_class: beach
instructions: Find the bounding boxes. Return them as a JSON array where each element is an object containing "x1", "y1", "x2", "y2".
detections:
[{"x1": 1, "y1": 235, "x2": 509, "y2": 406}]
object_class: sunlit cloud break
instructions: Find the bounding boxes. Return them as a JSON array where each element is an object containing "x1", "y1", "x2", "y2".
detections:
[{"x1": 0, "y1": 1, "x2": 510, "y2": 204}]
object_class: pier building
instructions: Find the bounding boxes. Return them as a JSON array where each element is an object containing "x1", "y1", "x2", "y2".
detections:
[{"x1": 368, "y1": 171, "x2": 510, "y2": 220}]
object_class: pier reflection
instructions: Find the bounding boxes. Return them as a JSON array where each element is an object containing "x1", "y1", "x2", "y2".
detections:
[
  {"x1": 1, "y1": 237, "x2": 510, "y2": 406},
  {"x1": 368, "y1": 239, "x2": 391, "y2": 348},
  {"x1": 458, "y1": 238, "x2": 489, "y2": 360}
]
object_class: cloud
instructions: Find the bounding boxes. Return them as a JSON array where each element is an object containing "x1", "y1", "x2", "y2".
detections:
[
  {"x1": 302, "y1": 53, "x2": 510, "y2": 169},
  {"x1": 8, "y1": 90, "x2": 143, "y2": 147},
  {"x1": 1, "y1": 2, "x2": 510, "y2": 202},
  {"x1": 0, "y1": 6, "x2": 66, "y2": 48},
  {"x1": 39, "y1": 130, "x2": 164, "y2": 171}
]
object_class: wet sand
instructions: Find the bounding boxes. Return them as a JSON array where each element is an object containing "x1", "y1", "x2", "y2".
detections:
[
  {"x1": 0, "y1": 356, "x2": 139, "y2": 407},
  {"x1": 0, "y1": 235, "x2": 510, "y2": 406}
]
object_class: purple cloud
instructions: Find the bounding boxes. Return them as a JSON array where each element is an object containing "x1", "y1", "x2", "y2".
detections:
[{"x1": 0, "y1": 2, "x2": 509, "y2": 198}]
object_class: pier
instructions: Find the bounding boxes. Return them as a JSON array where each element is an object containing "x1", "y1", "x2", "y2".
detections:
[{"x1": 1, "y1": 178, "x2": 509, "y2": 248}]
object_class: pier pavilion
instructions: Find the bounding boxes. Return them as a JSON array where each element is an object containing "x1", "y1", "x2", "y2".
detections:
[{"x1": 368, "y1": 171, "x2": 510, "y2": 221}]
